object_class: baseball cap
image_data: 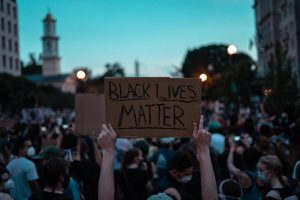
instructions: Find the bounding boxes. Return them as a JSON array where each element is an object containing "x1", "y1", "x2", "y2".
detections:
[
  {"x1": 147, "y1": 193, "x2": 174, "y2": 200},
  {"x1": 33, "y1": 146, "x2": 63, "y2": 159}
]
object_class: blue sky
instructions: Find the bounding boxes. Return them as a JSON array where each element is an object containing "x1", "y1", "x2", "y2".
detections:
[{"x1": 19, "y1": 0, "x2": 257, "y2": 77}]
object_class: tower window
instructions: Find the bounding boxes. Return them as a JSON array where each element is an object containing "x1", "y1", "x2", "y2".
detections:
[
  {"x1": 46, "y1": 23, "x2": 51, "y2": 34},
  {"x1": 46, "y1": 41, "x2": 51, "y2": 53}
]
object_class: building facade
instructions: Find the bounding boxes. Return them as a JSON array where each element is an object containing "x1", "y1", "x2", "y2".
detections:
[
  {"x1": 254, "y1": 0, "x2": 300, "y2": 87},
  {"x1": 0, "y1": 0, "x2": 20, "y2": 76},
  {"x1": 41, "y1": 12, "x2": 61, "y2": 76}
]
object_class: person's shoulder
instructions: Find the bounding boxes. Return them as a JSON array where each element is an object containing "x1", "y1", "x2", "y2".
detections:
[
  {"x1": 19, "y1": 157, "x2": 36, "y2": 168},
  {"x1": 0, "y1": 192, "x2": 14, "y2": 200},
  {"x1": 266, "y1": 190, "x2": 281, "y2": 200}
]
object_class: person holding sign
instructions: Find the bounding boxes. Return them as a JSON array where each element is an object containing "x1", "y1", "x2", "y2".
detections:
[{"x1": 97, "y1": 116, "x2": 218, "y2": 200}]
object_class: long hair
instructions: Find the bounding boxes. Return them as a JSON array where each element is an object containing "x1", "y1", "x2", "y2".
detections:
[
  {"x1": 258, "y1": 155, "x2": 288, "y2": 187},
  {"x1": 121, "y1": 148, "x2": 140, "y2": 172}
]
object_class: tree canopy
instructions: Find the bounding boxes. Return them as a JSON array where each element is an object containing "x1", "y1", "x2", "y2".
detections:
[{"x1": 181, "y1": 44, "x2": 256, "y2": 104}]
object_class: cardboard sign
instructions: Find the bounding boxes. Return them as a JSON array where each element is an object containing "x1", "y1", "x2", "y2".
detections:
[
  {"x1": 75, "y1": 94, "x2": 106, "y2": 139},
  {"x1": 105, "y1": 77, "x2": 202, "y2": 137}
]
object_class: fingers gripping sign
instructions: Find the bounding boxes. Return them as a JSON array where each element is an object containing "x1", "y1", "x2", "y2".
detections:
[
  {"x1": 192, "y1": 115, "x2": 211, "y2": 153},
  {"x1": 97, "y1": 124, "x2": 117, "y2": 154}
]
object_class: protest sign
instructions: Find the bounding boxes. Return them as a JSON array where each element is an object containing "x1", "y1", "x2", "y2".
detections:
[
  {"x1": 105, "y1": 77, "x2": 202, "y2": 137},
  {"x1": 75, "y1": 94, "x2": 106, "y2": 139},
  {"x1": 21, "y1": 108, "x2": 44, "y2": 124}
]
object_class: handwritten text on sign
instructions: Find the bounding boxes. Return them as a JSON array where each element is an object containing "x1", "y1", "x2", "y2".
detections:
[{"x1": 105, "y1": 78, "x2": 202, "y2": 137}]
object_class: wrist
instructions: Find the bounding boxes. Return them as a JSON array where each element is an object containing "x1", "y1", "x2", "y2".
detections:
[
  {"x1": 196, "y1": 148, "x2": 210, "y2": 158},
  {"x1": 102, "y1": 149, "x2": 115, "y2": 157}
]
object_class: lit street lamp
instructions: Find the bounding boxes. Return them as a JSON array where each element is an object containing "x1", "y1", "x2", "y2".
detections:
[
  {"x1": 199, "y1": 73, "x2": 208, "y2": 82},
  {"x1": 227, "y1": 44, "x2": 237, "y2": 55},
  {"x1": 76, "y1": 70, "x2": 86, "y2": 80}
]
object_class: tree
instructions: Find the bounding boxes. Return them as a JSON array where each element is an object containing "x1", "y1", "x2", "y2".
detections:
[
  {"x1": 265, "y1": 42, "x2": 298, "y2": 115},
  {"x1": 102, "y1": 63, "x2": 125, "y2": 77},
  {"x1": 181, "y1": 44, "x2": 255, "y2": 104},
  {"x1": 22, "y1": 53, "x2": 42, "y2": 75},
  {"x1": 84, "y1": 62, "x2": 126, "y2": 93}
]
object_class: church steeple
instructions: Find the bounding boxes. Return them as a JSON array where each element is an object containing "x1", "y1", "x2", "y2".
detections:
[{"x1": 41, "y1": 11, "x2": 60, "y2": 76}]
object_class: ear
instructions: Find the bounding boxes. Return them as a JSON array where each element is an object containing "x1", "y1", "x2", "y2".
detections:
[
  {"x1": 266, "y1": 170, "x2": 274, "y2": 179},
  {"x1": 170, "y1": 170, "x2": 179, "y2": 179},
  {"x1": 59, "y1": 174, "x2": 65, "y2": 183}
]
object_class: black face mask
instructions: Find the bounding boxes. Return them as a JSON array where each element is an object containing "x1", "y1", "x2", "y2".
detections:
[{"x1": 62, "y1": 174, "x2": 70, "y2": 189}]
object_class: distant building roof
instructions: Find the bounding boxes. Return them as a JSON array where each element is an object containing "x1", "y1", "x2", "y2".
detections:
[
  {"x1": 24, "y1": 74, "x2": 69, "y2": 84},
  {"x1": 44, "y1": 13, "x2": 55, "y2": 22}
]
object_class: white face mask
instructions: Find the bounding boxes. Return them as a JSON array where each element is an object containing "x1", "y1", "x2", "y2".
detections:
[
  {"x1": 27, "y1": 146, "x2": 36, "y2": 157},
  {"x1": 4, "y1": 178, "x2": 15, "y2": 190},
  {"x1": 178, "y1": 175, "x2": 192, "y2": 183}
]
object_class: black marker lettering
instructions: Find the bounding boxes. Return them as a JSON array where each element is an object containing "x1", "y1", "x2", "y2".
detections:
[
  {"x1": 173, "y1": 105, "x2": 184, "y2": 127},
  {"x1": 118, "y1": 105, "x2": 137, "y2": 127},
  {"x1": 109, "y1": 81, "x2": 119, "y2": 100}
]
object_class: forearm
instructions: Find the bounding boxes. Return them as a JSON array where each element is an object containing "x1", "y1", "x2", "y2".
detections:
[
  {"x1": 94, "y1": 143, "x2": 102, "y2": 166},
  {"x1": 197, "y1": 149, "x2": 218, "y2": 200},
  {"x1": 98, "y1": 151, "x2": 115, "y2": 200},
  {"x1": 227, "y1": 149, "x2": 240, "y2": 175}
]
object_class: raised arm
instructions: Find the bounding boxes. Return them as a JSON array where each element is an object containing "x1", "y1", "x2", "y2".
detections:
[
  {"x1": 227, "y1": 136, "x2": 251, "y2": 188},
  {"x1": 97, "y1": 124, "x2": 117, "y2": 200},
  {"x1": 192, "y1": 115, "x2": 218, "y2": 200}
]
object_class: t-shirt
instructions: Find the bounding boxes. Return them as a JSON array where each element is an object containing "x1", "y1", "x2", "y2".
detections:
[
  {"x1": 6, "y1": 157, "x2": 39, "y2": 200},
  {"x1": 29, "y1": 189, "x2": 72, "y2": 200},
  {"x1": 157, "y1": 172, "x2": 200, "y2": 200},
  {"x1": 116, "y1": 168, "x2": 150, "y2": 200}
]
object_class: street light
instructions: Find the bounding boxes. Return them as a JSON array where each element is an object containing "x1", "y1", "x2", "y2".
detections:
[
  {"x1": 76, "y1": 70, "x2": 86, "y2": 80},
  {"x1": 199, "y1": 73, "x2": 207, "y2": 82},
  {"x1": 227, "y1": 44, "x2": 237, "y2": 55}
]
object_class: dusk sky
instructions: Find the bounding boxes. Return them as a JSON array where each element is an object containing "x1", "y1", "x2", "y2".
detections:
[{"x1": 19, "y1": 0, "x2": 257, "y2": 77}]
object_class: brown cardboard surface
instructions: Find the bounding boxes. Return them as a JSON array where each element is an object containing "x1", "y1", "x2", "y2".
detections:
[
  {"x1": 75, "y1": 94, "x2": 106, "y2": 139},
  {"x1": 105, "y1": 77, "x2": 202, "y2": 137}
]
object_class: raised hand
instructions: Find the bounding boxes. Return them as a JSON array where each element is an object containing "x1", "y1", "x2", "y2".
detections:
[
  {"x1": 97, "y1": 124, "x2": 117, "y2": 154},
  {"x1": 192, "y1": 115, "x2": 211, "y2": 153}
]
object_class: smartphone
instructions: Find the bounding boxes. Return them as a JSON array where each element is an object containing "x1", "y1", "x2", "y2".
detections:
[
  {"x1": 234, "y1": 136, "x2": 240, "y2": 142},
  {"x1": 41, "y1": 126, "x2": 47, "y2": 132}
]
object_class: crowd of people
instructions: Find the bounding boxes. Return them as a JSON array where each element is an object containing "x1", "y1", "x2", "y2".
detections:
[{"x1": 0, "y1": 102, "x2": 299, "y2": 200}]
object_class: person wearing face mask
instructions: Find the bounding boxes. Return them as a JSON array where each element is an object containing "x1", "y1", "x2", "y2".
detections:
[
  {"x1": 116, "y1": 147, "x2": 153, "y2": 200},
  {"x1": 6, "y1": 137, "x2": 40, "y2": 200},
  {"x1": 257, "y1": 155, "x2": 292, "y2": 200},
  {"x1": 29, "y1": 157, "x2": 72, "y2": 200},
  {"x1": 156, "y1": 150, "x2": 196, "y2": 200},
  {"x1": 0, "y1": 167, "x2": 14, "y2": 200}
]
